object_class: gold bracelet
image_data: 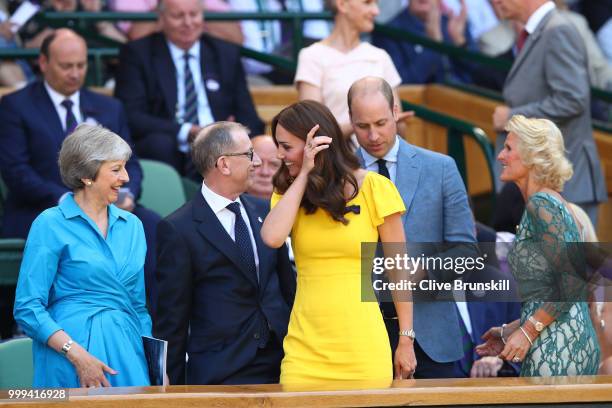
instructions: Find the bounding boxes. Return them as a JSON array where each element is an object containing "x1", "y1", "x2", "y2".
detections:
[{"x1": 519, "y1": 326, "x2": 533, "y2": 346}]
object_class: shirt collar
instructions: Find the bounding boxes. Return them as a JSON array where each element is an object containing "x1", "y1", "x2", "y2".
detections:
[
  {"x1": 524, "y1": 1, "x2": 555, "y2": 34},
  {"x1": 200, "y1": 182, "x2": 241, "y2": 214},
  {"x1": 167, "y1": 40, "x2": 200, "y2": 65},
  {"x1": 59, "y1": 193, "x2": 128, "y2": 222},
  {"x1": 44, "y1": 81, "x2": 80, "y2": 111},
  {"x1": 361, "y1": 135, "x2": 400, "y2": 168}
]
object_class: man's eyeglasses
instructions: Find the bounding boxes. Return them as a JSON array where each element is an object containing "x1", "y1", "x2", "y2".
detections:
[{"x1": 215, "y1": 148, "x2": 254, "y2": 166}]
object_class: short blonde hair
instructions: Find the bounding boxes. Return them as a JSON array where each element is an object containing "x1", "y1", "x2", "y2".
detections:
[{"x1": 505, "y1": 115, "x2": 573, "y2": 191}]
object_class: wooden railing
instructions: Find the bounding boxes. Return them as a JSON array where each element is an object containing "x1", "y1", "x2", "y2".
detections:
[{"x1": 1, "y1": 376, "x2": 611, "y2": 407}]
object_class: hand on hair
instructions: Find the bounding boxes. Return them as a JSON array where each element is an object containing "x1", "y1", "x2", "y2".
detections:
[{"x1": 299, "y1": 124, "x2": 331, "y2": 175}]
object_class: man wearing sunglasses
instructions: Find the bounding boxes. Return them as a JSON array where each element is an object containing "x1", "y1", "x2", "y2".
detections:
[{"x1": 154, "y1": 121, "x2": 295, "y2": 385}]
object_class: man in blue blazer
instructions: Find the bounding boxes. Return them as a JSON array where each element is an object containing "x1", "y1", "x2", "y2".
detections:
[
  {"x1": 154, "y1": 122, "x2": 295, "y2": 385},
  {"x1": 115, "y1": 0, "x2": 265, "y2": 177},
  {"x1": 349, "y1": 76, "x2": 477, "y2": 378},
  {"x1": 0, "y1": 29, "x2": 160, "y2": 310}
]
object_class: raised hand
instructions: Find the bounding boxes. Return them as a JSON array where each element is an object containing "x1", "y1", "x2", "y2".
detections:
[
  {"x1": 299, "y1": 124, "x2": 331, "y2": 175},
  {"x1": 475, "y1": 326, "x2": 505, "y2": 357},
  {"x1": 446, "y1": 0, "x2": 468, "y2": 46}
]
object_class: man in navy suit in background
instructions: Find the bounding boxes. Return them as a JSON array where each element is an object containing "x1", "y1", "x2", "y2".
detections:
[
  {"x1": 154, "y1": 122, "x2": 294, "y2": 385},
  {"x1": 0, "y1": 29, "x2": 160, "y2": 312},
  {"x1": 115, "y1": 0, "x2": 265, "y2": 177}
]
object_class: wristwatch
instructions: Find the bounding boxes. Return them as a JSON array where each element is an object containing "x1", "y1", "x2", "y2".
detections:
[
  {"x1": 61, "y1": 339, "x2": 74, "y2": 355},
  {"x1": 399, "y1": 329, "x2": 416, "y2": 340},
  {"x1": 528, "y1": 316, "x2": 544, "y2": 332}
]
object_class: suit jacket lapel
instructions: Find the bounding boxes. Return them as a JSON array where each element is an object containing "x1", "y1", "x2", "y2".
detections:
[
  {"x1": 34, "y1": 82, "x2": 64, "y2": 143},
  {"x1": 506, "y1": 10, "x2": 554, "y2": 84},
  {"x1": 79, "y1": 89, "x2": 99, "y2": 123},
  {"x1": 396, "y1": 139, "x2": 421, "y2": 228},
  {"x1": 192, "y1": 193, "x2": 259, "y2": 289},
  {"x1": 153, "y1": 35, "x2": 178, "y2": 119},
  {"x1": 200, "y1": 36, "x2": 222, "y2": 121},
  {"x1": 241, "y1": 195, "x2": 267, "y2": 288}
]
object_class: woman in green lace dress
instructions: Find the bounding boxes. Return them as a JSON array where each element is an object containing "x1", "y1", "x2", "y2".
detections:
[{"x1": 476, "y1": 115, "x2": 600, "y2": 376}]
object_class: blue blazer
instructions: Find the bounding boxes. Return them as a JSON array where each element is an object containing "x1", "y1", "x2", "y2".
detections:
[
  {"x1": 153, "y1": 193, "x2": 295, "y2": 385},
  {"x1": 358, "y1": 137, "x2": 477, "y2": 363},
  {"x1": 0, "y1": 81, "x2": 142, "y2": 238},
  {"x1": 115, "y1": 33, "x2": 265, "y2": 141}
]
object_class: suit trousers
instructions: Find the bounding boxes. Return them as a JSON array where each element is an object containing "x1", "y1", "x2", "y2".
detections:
[{"x1": 218, "y1": 333, "x2": 284, "y2": 385}]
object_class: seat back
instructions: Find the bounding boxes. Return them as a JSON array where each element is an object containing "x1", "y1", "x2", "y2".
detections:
[
  {"x1": 0, "y1": 337, "x2": 33, "y2": 388},
  {"x1": 139, "y1": 160, "x2": 187, "y2": 217}
]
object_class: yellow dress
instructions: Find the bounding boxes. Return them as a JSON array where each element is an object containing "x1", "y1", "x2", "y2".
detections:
[{"x1": 272, "y1": 172, "x2": 406, "y2": 386}]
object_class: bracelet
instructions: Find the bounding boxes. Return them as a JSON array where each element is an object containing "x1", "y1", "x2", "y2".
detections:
[
  {"x1": 500, "y1": 324, "x2": 507, "y2": 344},
  {"x1": 519, "y1": 326, "x2": 534, "y2": 346},
  {"x1": 60, "y1": 339, "x2": 74, "y2": 356}
]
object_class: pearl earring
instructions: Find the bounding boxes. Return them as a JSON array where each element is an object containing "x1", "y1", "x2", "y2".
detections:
[{"x1": 86, "y1": 181, "x2": 92, "y2": 186}]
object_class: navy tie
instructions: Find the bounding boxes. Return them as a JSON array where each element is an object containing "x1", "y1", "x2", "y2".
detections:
[
  {"x1": 375, "y1": 158, "x2": 396, "y2": 318},
  {"x1": 226, "y1": 202, "x2": 258, "y2": 283},
  {"x1": 61, "y1": 99, "x2": 78, "y2": 135},
  {"x1": 183, "y1": 53, "x2": 199, "y2": 125},
  {"x1": 377, "y1": 159, "x2": 391, "y2": 179}
]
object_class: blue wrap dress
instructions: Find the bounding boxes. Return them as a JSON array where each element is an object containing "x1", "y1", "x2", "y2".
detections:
[{"x1": 14, "y1": 194, "x2": 152, "y2": 387}]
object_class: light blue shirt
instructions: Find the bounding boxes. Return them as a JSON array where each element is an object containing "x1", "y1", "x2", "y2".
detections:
[
  {"x1": 167, "y1": 40, "x2": 215, "y2": 152},
  {"x1": 360, "y1": 136, "x2": 400, "y2": 183},
  {"x1": 14, "y1": 194, "x2": 151, "y2": 387}
]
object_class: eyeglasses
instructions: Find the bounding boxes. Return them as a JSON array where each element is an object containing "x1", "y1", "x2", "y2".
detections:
[{"x1": 215, "y1": 148, "x2": 254, "y2": 166}]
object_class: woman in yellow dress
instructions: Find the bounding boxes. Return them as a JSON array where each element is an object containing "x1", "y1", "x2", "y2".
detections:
[{"x1": 261, "y1": 100, "x2": 416, "y2": 386}]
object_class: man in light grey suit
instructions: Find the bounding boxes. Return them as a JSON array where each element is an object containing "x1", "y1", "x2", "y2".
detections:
[
  {"x1": 492, "y1": 0, "x2": 607, "y2": 224},
  {"x1": 348, "y1": 76, "x2": 477, "y2": 378}
]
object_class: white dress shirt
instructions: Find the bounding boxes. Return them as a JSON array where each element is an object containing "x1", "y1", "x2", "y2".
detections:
[
  {"x1": 524, "y1": 1, "x2": 555, "y2": 34},
  {"x1": 167, "y1": 40, "x2": 215, "y2": 153},
  {"x1": 200, "y1": 182, "x2": 260, "y2": 279},
  {"x1": 360, "y1": 136, "x2": 400, "y2": 183},
  {"x1": 44, "y1": 82, "x2": 82, "y2": 131}
]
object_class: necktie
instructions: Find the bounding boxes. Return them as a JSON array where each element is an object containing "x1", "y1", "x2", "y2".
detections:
[
  {"x1": 516, "y1": 29, "x2": 529, "y2": 53},
  {"x1": 61, "y1": 99, "x2": 78, "y2": 135},
  {"x1": 457, "y1": 314, "x2": 474, "y2": 377},
  {"x1": 226, "y1": 202, "x2": 258, "y2": 283},
  {"x1": 183, "y1": 53, "x2": 199, "y2": 125},
  {"x1": 375, "y1": 158, "x2": 395, "y2": 318},
  {"x1": 377, "y1": 159, "x2": 391, "y2": 179}
]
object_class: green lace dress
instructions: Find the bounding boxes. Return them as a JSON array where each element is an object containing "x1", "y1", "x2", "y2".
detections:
[{"x1": 508, "y1": 192, "x2": 600, "y2": 376}]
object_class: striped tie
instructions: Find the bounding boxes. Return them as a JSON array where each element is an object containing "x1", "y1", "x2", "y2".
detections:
[
  {"x1": 183, "y1": 53, "x2": 199, "y2": 125},
  {"x1": 457, "y1": 315, "x2": 474, "y2": 377},
  {"x1": 61, "y1": 99, "x2": 78, "y2": 135}
]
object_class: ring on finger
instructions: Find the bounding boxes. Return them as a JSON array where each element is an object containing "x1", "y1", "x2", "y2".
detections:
[{"x1": 512, "y1": 356, "x2": 521, "y2": 363}]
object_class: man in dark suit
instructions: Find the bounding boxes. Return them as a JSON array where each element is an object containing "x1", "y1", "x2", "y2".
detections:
[
  {"x1": 154, "y1": 121, "x2": 294, "y2": 385},
  {"x1": 115, "y1": 0, "x2": 265, "y2": 177},
  {"x1": 0, "y1": 29, "x2": 160, "y2": 311}
]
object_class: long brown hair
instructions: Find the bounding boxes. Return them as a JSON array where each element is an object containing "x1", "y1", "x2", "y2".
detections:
[{"x1": 271, "y1": 100, "x2": 361, "y2": 224}]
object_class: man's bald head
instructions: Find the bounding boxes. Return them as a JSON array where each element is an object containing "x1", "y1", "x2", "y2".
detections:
[
  {"x1": 39, "y1": 29, "x2": 88, "y2": 97},
  {"x1": 347, "y1": 76, "x2": 395, "y2": 118},
  {"x1": 40, "y1": 29, "x2": 86, "y2": 60}
]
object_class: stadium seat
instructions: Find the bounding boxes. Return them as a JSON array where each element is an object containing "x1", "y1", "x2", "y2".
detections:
[
  {"x1": 139, "y1": 159, "x2": 187, "y2": 217},
  {"x1": 181, "y1": 177, "x2": 200, "y2": 201},
  {"x1": 0, "y1": 337, "x2": 33, "y2": 388}
]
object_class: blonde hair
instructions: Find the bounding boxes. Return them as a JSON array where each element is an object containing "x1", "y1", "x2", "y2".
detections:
[{"x1": 505, "y1": 115, "x2": 573, "y2": 191}]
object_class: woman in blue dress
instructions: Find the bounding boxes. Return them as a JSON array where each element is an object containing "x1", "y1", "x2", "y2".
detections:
[
  {"x1": 14, "y1": 124, "x2": 152, "y2": 388},
  {"x1": 476, "y1": 115, "x2": 600, "y2": 376}
]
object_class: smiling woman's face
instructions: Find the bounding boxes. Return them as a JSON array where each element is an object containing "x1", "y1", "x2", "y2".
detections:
[
  {"x1": 274, "y1": 124, "x2": 306, "y2": 178},
  {"x1": 88, "y1": 160, "x2": 129, "y2": 205}
]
